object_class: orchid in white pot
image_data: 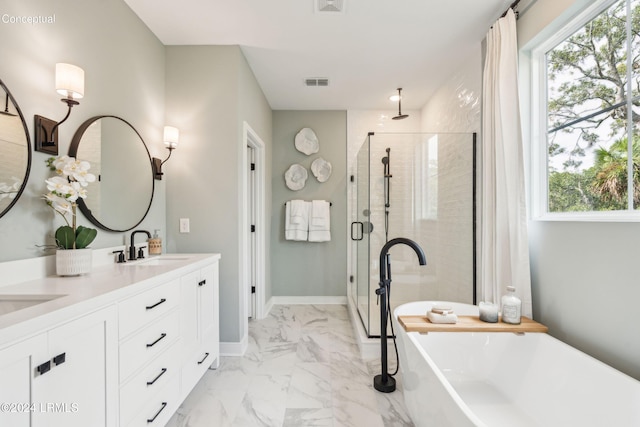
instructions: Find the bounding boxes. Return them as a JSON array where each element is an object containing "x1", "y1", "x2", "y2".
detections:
[{"x1": 44, "y1": 156, "x2": 97, "y2": 250}]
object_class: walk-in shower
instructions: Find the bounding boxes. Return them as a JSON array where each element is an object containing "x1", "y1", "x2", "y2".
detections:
[{"x1": 350, "y1": 132, "x2": 477, "y2": 337}]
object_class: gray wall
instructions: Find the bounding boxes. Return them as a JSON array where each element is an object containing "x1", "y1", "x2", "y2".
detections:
[
  {"x1": 0, "y1": 0, "x2": 166, "y2": 262},
  {"x1": 520, "y1": 0, "x2": 640, "y2": 380},
  {"x1": 164, "y1": 46, "x2": 272, "y2": 342},
  {"x1": 271, "y1": 111, "x2": 347, "y2": 297}
]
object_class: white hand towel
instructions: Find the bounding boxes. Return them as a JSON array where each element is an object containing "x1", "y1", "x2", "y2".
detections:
[
  {"x1": 311, "y1": 200, "x2": 329, "y2": 226},
  {"x1": 285, "y1": 200, "x2": 309, "y2": 241},
  {"x1": 289, "y1": 199, "x2": 306, "y2": 225},
  {"x1": 308, "y1": 200, "x2": 330, "y2": 242}
]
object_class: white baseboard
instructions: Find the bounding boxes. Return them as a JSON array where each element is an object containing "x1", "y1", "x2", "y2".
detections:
[
  {"x1": 264, "y1": 297, "x2": 274, "y2": 317},
  {"x1": 220, "y1": 333, "x2": 248, "y2": 357},
  {"x1": 269, "y1": 296, "x2": 347, "y2": 306}
]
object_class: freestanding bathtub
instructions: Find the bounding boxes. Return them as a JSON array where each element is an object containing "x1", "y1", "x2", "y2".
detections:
[{"x1": 393, "y1": 301, "x2": 640, "y2": 427}]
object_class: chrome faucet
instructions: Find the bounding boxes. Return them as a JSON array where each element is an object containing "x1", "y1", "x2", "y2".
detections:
[
  {"x1": 129, "y1": 230, "x2": 151, "y2": 261},
  {"x1": 374, "y1": 237, "x2": 427, "y2": 393}
]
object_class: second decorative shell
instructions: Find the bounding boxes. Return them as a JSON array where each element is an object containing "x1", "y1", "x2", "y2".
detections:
[
  {"x1": 311, "y1": 157, "x2": 332, "y2": 183},
  {"x1": 294, "y1": 127, "x2": 319, "y2": 155}
]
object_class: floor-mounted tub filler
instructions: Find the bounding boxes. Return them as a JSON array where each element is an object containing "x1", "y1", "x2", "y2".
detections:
[{"x1": 393, "y1": 301, "x2": 640, "y2": 427}]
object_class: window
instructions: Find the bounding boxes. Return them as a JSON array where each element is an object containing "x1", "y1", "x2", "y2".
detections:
[{"x1": 532, "y1": 0, "x2": 640, "y2": 219}]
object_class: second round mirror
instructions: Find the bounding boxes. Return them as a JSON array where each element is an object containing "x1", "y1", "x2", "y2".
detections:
[{"x1": 70, "y1": 115, "x2": 154, "y2": 232}]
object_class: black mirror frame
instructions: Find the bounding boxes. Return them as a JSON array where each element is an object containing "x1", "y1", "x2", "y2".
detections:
[
  {"x1": 69, "y1": 115, "x2": 155, "y2": 232},
  {"x1": 0, "y1": 78, "x2": 32, "y2": 220}
]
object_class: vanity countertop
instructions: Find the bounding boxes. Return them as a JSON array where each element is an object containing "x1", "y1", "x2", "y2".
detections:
[{"x1": 0, "y1": 252, "x2": 221, "y2": 347}]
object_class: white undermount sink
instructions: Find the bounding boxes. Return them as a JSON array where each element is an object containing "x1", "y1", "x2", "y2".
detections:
[
  {"x1": 123, "y1": 256, "x2": 190, "y2": 267},
  {"x1": 0, "y1": 294, "x2": 66, "y2": 316}
]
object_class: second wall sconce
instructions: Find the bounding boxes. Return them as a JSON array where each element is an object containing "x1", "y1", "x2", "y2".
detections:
[
  {"x1": 35, "y1": 63, "x2": 85, "y2": 154},
  {"x1": 153, "y1": 126, "x2": 179, "y2": 180}
]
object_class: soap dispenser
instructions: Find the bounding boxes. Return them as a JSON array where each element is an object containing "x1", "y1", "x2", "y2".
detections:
[
  {"x1": 148, "y1": 229, "x2": 162, "y2": 255},
  {"x1": 501, "y1": 286, "x2": 521, "y2": 325}
]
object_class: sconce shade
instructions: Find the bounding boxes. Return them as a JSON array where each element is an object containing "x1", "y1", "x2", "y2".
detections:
[
  {"x1": 163, "y1": 126, "x2": 179, "y2": 149},
  {"x1": 55, "y1": 63, "x2": 84, "y2": 100}
]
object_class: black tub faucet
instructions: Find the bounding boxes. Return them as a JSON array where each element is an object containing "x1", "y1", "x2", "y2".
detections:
[
  {"x1": 129, "y1": 230, "x2": 151, "y2": 261},
  {"x1": 374, "y1": 237, "x2": 427, "y2": 394}
]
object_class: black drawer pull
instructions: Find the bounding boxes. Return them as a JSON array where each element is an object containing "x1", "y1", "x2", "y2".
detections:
[
  {"x1": 36, "y1": 361, "x2": 51, "y2": 375},
  {"x1": 146, "y1": 402, "x2": 167, "y2": 423},
  {"x1": 146, "y1": 368, "x2": 167, "y2": 386},
  {"x1": 197, "y1": 352, "x2": 210, "y2": 365},
  {"x1": 53, "y1": 352, "x2": 66, "y2": 366},
  {"x1": 198, "y1": 279, "x2": 206, "y2": 287},
  {"x1": 146, "y1": 333, "x2": 167, "y2": 348},
  {"x1": 146, "y1": 298, "x2": 166, "y2": 310}
]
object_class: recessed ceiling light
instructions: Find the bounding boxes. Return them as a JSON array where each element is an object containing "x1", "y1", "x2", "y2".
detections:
[{"x1": 389, "y1": 94, "x2": 401, "y2": 102}]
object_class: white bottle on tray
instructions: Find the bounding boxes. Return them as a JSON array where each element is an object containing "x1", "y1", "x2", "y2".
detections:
[{"x1": 501, "y1": 285, "x2": 521, "y2": 325}]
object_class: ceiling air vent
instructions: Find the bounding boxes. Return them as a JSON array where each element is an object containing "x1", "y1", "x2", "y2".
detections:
[
  {"x1": 315, "y1": 0, "x2": 345, "y2": 14},
  {"x1": 305, "y1": 78, "x2": 330, "y2": 87}
]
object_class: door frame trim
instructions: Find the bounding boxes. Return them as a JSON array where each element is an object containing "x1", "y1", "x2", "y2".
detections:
[{"x1": 241, "y1": 122, "x2": 266, "y2": 323}]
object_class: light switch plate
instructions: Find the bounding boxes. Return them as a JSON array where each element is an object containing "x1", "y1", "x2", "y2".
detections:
[{"x1": 179, "y1": 218, "x2": 190, "y2": 233}]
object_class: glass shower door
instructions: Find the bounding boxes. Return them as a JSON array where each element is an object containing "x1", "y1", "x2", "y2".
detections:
[{"x1": 354, "y1": 135, "x2": 371, "y2": 335}]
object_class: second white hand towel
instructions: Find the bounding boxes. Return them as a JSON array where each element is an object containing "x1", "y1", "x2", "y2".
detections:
[{"x1": 308, "y1": 200, "x2": 330, "y2": 242}]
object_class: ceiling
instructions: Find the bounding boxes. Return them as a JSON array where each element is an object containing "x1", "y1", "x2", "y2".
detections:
[{"x1": 123, "y1": 0, "x2": 513, "y2": 111}]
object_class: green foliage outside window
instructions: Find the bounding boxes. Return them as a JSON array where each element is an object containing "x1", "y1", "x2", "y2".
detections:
[{"x1": 546, "y1": 0, "x2": 640, "y2": 212}]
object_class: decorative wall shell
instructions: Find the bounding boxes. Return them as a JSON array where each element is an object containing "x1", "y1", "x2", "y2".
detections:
[
  {"x1": 311, "y1": 157, "x2": 332, "y2": 182},
  {"x1": 284, "y1": 164, "x2": 308, "y2": 191},
  {"x1": 294, "y1": 127, "x2": 319, "y2": 155}
]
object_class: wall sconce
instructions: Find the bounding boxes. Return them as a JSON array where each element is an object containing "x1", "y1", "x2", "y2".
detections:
[
  {"x1": 35, "y1": 63, "x2": 85, "y2": 154},
  {"x1": 153, "y1": 126, "x2": 179, "y2": 180}
]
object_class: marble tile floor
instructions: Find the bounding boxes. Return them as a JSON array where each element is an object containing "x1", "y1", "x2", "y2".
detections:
[{"x1": 166, "y1": 304, "x2": 415, "y2": 427}]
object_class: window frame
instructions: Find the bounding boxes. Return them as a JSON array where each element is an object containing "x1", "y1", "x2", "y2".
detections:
[{"x1": 529, "y1": 0, "x2": 640, "y2": 222}]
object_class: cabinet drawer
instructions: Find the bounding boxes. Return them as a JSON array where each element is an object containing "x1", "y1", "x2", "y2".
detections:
[
  {"x1": 125, "y1": 373, "x2": 179, "y2": 427},
  {"x1": 119, "y1": 279, "x2": 179, "y2": 338},
  {"x1": 120, "y1": 310, "x2": 179, "y2": 382},
  {"x1": 120, "y1": 341, "x2": 180, "y2": 426}
]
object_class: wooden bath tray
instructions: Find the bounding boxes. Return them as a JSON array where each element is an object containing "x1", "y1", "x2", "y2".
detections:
[{"x1": 398, "y1": 315, "x2": 548, "y2": 333}]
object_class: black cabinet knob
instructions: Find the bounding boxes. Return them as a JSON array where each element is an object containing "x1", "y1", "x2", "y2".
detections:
[
  {"x1": 36, "y1": 361, "x2": 51, "y2": 375},
  {"x1": 53, "y1": 352, "x2": 66, "y2": 366}
]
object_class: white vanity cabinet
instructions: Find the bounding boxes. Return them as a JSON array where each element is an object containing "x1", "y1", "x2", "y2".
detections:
[
  {"x1": 179, "y1": 262, "x2": 219, "y2": 401},
  {"x1": 0, "y1": 306, "x2": 117, "y2": 427},
  {"x1": 0, "y1": 252, "x2": 220, "y2": 427}
]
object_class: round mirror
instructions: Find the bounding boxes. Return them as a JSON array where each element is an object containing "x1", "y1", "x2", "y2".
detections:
[
  {"x1": 0, "y1": 79, "x2": 32, "y2": 219},
  {"x1": 69, "y1": 115, "x2": 154, "y2": 232}
]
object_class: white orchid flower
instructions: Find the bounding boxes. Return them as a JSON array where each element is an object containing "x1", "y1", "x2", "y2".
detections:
[
  {"x1": 45, "y1": 176, "x2": 78, "y2": 200},
  {"x1": 44, "y1": 192, "x2": 74, "y2": 216},
  {"x1": 71, "y1": 181, "x2": 87, "y2": 199},
  {"x1": 53, "y1": 155, "x2": 74, "y2": 175}
]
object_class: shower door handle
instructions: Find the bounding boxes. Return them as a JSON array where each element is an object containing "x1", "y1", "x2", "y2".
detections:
[{"x1": 351, "y1": 222, "x2": 364, "y2": 241}]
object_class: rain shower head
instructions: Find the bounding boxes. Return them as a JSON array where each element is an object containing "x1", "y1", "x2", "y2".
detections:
[{"x1": 392, "y1": 88, "x2": 408, "y2": 120}]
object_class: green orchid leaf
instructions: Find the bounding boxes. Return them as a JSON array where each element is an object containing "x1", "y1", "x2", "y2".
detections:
[
  {"x1": 75, "y1": 226, "x2": 97, "y2": 249},
  {"x1": 55, "y1": 226, "x2": 76, "y2": 249}
]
